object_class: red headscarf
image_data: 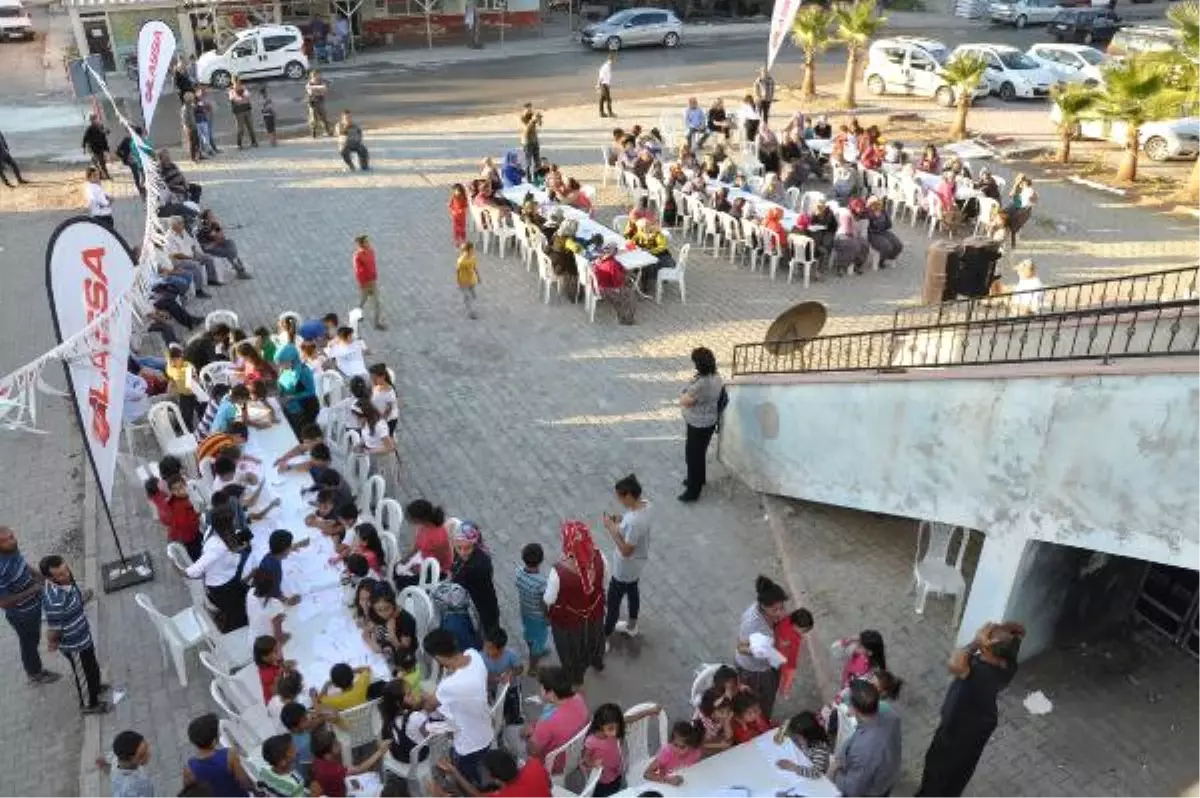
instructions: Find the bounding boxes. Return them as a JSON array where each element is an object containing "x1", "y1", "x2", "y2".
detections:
[{"x1": 560, "y1": 520, "x2": 599, "y2": 595}]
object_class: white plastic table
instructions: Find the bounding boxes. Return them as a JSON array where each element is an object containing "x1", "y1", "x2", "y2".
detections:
[
  {"x1": 705, "y1": 178, "x2": 800, "y2": 229},
  {"x1": 614, "y1": 731, "x2": 841, "y2": 797}
]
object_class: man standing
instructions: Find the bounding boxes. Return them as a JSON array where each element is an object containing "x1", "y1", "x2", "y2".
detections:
[
  {"x1": 352, "y1": 233, "x2": 386, "y2": 330},
  {"x1": 684, "y1": 96, "x2": 707, "y2": 151},
  {"x1": 40, "y1": 555, "x2": 109, "y2": 714},
  {"x1": 830, "y1": 682, "x2": 902, "y2": 797},
  {"x1": 306, "y1": 71, "x2": 334, "y2": 137},
  {"x1": 115, "y1": 127, "x2": 146, "y2": 198},
  {"x1": 336, "y1": 110, "x2": 369, "y2": 171},
  {"x1": 423, "y1": 629, "x2": 493, "y2": 787},
  {"x1": 0, "y1": 129, "x2": 29, "y2": 187},
  {"x1": 601, "y1": 473, "x2": 651, "y2": 640},
  {"x1": 518, "y1": 103, "x2": 542, "y2": 179},
  {"x1": 82, "y1": 115, "x2": 111, "y2": 179},
  {"x1": 754, "y1": 67, "x2": 776, "y2": 126},
  {"x1": 597, "y1": 53, "x2": 615, "y2": 118},
  {"x1": 228, "y1": 79, "x2": 257, "y2": 149},
  {"x1": 0, "y1": 526, "x2": 59, "y2": 685},
  {"x1": 194, "y1": 87, "x2": 219, "y2": 156},
  {"x1": 180, "y1": 92, "x2": 202, "y2": 162}
]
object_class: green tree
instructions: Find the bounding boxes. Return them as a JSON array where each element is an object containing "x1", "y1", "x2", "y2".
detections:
[
  {"x1": 833, "y1": 0, "x2": 887, "y2": 109},
  {"x1": 790, "y1": 5, "x2": 835, "y2": 101},
  {"x1": 1050, "y1": 84, "x2": 1098, "y2": 163},
  {"x1": 1092, "y1": 57, "x2": 1183, "y2": 182},
  {"x1": 1144, "y1": 0, "x2": 1199, "y2": 200},
  {"x1": 940, "y1": 53, "x2": 989, "y2": 140}
]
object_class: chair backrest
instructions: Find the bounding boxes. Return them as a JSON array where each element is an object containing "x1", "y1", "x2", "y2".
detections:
[
  {"x1": 187, "y1": 478, "x2": 210, "y2": 512},
  {"x1": 347, "y1": 452, "x2": 371, "y2": 498},
  {"x1": 379, "y1": 530, "x2": 400, "y2": 576},
  {"x1": 166, "y1": 542, "x2": 209, "y2": 609},
  {"x1": 219, "y1": 716, "x2": 263, "y2": 757},
  {"x1": 673, "y1": 243, "x2": 691, "y2": 275},
  {"x1": 209, "y1": 675, "x2": 242, "y2": 716},
  {"x1": 417, "y1": 557, "x2": 441, "y2": 590},
  {"x1": 834, "y1": 702, "x2": 858, "y2": 756},
  {"x1": 535, "y1": 248, "x2": 555, "y2": 281},
  {"x1": 702, "y1": 206, "x2": 720, "y2": 232},
  {"x1": 198, "y1": 361, "x2": 233, "y2": 393},
  {"x1": 362, "y1": 474, "x2": 386, "y2": 525},
  {"x1": 916, "y1": 521, "x2": 968, "y2": 570},
  {"x1": 148, "y1": 402, "x2": 189, "y2": 447},
  {"x1": 612, "y1": 214, "x2": 629, "y2": 233},
  {"x1": 347, "y1": 307, "x2": 364, "y2": 339},
  {"x1": 786, "y1": 186, "x2": 801, "y2": 211},
  {"x1": 789, "y1": 234, "x2": 816, "y2": 263},
  {"x1": 134, "y1": 592, "x2": 184, "y2": 647},
  {"x1": 740, "y1": 217, "x2": 760, "y2": 247},
  {"x1": 277, "y1": 311, "x2": 302, "y2": 331},
  {"x1": 545, "y1": 722, "x2": 590, "y2": 780},
  {"x1": 690, "y1": 663, "x2": 721, "y2": 707},
  {"x1": 801, "y1": 190, "x2": 825, "y2": 215},
  {"x1": 976, "y1": 196, "x2": 999, "y2": 226},
  {"x1": 318, "y1": 370, "x2": 346, "y2": 410},
  {"x1": 378, "y1": 498, "x2": 404, "y2": 541},
  {"x1": 205, "y1": 309, "x2": 239, "y2": 331},
  {"x1": 581, "y1": 184, "x2": 597, "y2": 203},
  {"x1": 399, "y1": 586, "x2": 438, "y2": 641},
  {"x1": 624, "y1": 702, "x2": 669, "y2": 777},
  {"x1": 199, "y1": 648, "x2": 234, "y2": 681},
  {"x1": 337, "y1": 699, "x2": 382, "y2": 756},
  {"x1": 489, "y1": 681, "x2": 509, "y2": 740}
]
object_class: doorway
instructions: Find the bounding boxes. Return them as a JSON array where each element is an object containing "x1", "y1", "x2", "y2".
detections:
[
  {"x1": 1135, "y1": 563, "x2": 1199, "y2": 657},
  {"x1": 81, "y1": 16, "x2": 115, "y2": 72}
]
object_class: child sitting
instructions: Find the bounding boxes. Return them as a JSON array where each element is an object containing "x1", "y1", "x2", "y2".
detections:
[
  {"x1": 643, "y1": 720, "x2": 705, "y2": 787},
  {"x1": 267, "y1": 671, "x2": 309, "y2": 727},
  {"x1": 393, "y1": 650, "x2": 422, "y2": 700},
  {"x1": 317, "y1": 662, "x2": 373, "y2": 712},
  {"x1": 254, "y1": 636, "x2": 296, "y2": 704},
  {"x1": 730, "y1": 691, "x2": 774, "y2": 744},
  {"x1": 246, "y1": 379, "x2": 280, "y2": 427},
  {"x1": 257, "y1": 734, "x2": 306, "y2": 797},
  {"x1": 146, "y1": 473, "x2": 202, "y2": 560},
  {"x1": 694, "y1": 687, "x2": 734, "y2": 753},
  {"x1": 774, "y1": 711, "x2": 832, "y2": 778},
  {"x1": 102, "y1": 730, "x2": 155, "y2": 798},
  {"x1": 183, "y1": 712, "x2": 254, "y2": 796},
  {"x1": 583, "y1": 703, "x2": 628, "y2": 798},
  {"x1": 378, "y1": 678, "x2": 431, "y2": 766},
  {"x1": 279, "y1": 703, "x2": 322, "y2": 781},
  {"x1": 309, "y1": 727, "x2": 387, "y2": 798}
]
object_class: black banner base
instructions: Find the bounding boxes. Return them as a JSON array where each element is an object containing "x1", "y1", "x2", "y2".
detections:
[{"x1": 101, "y1": 551, "x2": 155, "y2": 593}]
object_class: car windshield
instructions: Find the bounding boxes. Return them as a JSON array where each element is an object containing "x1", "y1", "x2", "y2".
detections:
[
  {"x1": 0, "y1": 8, "x2": 23, "y2": 16},
  {"x1": 605, "y1": 10, "x2": 635, "y2": 24},
  {"x1": 924, "y1": 47, "x2": 948, "y2": 65},
  {"x1": 1077, "y1": 48, "x2": 1104, "y2": 64},
  {"x1": 998, "y1": 51, "x2": 1039, "y2": 69},
  {"x1": 217, "y1": 36, "x2": 245, "y2": 55}
]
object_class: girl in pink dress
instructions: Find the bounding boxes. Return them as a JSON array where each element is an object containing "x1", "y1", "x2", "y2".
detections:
[{"x1": 448, "y1": 183, "x2": 469, "y2": 247}]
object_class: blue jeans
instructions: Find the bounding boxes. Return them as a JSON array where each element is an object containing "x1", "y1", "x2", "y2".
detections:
[
  {"x1": 5, "y1": 605, "x2": 44, "y2": 676},
  {"x1": 452, "y1": 745, "x2": 490, "y2": 788},
  {"x1": 604, "y1": 578, "x2": 640, "y2": 636}
]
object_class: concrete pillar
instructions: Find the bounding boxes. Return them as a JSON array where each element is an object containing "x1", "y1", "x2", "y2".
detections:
[
  {"x1": 176, "y1": 11, "x2": 194, "y2": 57},
  {"x1": 955, "y1": 531, "x2": 1029, "y2": 648},
  {"x1": 68, "y1": 8, "x2": 88, "y2": 63},
  {"x1": 272, "y1": 0, "x2": 282, "y2": 25}
]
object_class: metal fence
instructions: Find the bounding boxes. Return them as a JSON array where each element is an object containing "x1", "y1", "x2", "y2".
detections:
[
  {"x1": 892, "y1": 266, "x2": 1200, "y2": 331},
  {"x1": 732, "y1": 299, "x2": 1199, "y2": 376}
]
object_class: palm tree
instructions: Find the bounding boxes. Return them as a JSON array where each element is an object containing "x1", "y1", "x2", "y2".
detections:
[
  {"x1": 791, "y1": 6, "x2": 835, "y2": 101},
  {"x1": 833, "y1": 0, "x2": 887, "y2": 109},
  {"x1": 940, "y1": 53, "x2": 989, "y2": 140},
  {"x1": 1050, "y1": 84, "x2": 1098, "y2": 163},
  {"x1": 1091, "y1": 57, "x2": 1182, "y2": 182},
  {"x1": 1144, "y1": 0, "x2": 1199, "y2": 200}
]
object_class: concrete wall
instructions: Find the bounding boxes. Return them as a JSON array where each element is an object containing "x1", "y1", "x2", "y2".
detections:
[{"x1": 720, "y1": 359, "x2": 1200, "y2": 648}]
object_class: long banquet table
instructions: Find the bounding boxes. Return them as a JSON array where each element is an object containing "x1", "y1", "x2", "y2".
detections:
[{"x1": 614, "y1": 730, "x2": 841, "y2": 797}]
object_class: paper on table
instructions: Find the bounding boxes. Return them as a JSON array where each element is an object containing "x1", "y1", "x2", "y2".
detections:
[
  {"x1": 347, "y1": 772, "x2": 382, "y2": 797},
  {"x1": 755, "y1": 734, "x2": 807, "y2": 774}
]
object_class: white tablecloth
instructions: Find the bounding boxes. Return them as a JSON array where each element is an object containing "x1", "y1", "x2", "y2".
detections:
[
  {"x1": 500, "y1": 184, "x2": 659, "y2": 270},
  {"x1": 615, "y1": 731, "x2": 841, "y2": 797},
  {"x1": 705, "y1": 179, "x2": 800, "y2": 229},
  {"x1": 243, "y1": 414, "x2": 391, "y2": 697},
  {"x1": 912, "y1": 171, "x2": 976, "y2": 202}
]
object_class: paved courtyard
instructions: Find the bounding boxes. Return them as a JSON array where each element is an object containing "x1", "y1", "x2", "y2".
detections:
[{"x1": 0, "y1": 87, "x2": 1196, "y2": 796}]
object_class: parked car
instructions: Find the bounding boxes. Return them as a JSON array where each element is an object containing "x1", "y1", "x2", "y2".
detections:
[
  {"x1": 1048, "y1": 8, "x2": 1119, "y2": 44},
  {"x1": 1027, "y1": 43, "x2": 1108, "y2": 87},
  {"x1": 1050, "y1": 105, "x2": 1200, "y2": 160},
  {"x1": 196, "y1": 24, "x2": 308, "y2": 88},
  {"x1": 1107, "y1": 25, "x2": 1182, "y2": 58},
  {"x1": 0, "y1": 0, "x2": 34, "y2": 41},
  {"x1": 989, "y1": 0, "x2": 1065, "y2": 29},
  {"x1": 580, "y1": 8, "x2": 683, "y2": 51},
  {"x1": 863, "y1": 37, "x2": 991, "y2": 107},
  {"x1": 950, "y1": 43, "x2": 1058, "y2": 100}
]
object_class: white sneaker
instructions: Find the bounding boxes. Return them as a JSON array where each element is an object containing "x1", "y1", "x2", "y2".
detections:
[{"x1": 614, "y1": 620, "x2": 640, "y2": 638}]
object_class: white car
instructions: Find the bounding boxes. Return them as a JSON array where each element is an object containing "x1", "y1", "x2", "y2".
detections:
[
  {"x1": 197, "y1": 25, "x2": 308, "y2": 88},
  {"x1": 0, "y1": 0, "x2": 34, "y2": 41},
  {"x1": 1027, "y1": 43, "x2": 1108, "y2": 87},
  {"x1": 864, "y1": 37, "x2": 991, "y2": 108},
  {"x1": 1050, "y1": 106, "x2": 1200, "y2": 160},
  {"x1": 950, "y1": 43, "x2": 1058, "y2": 101},
  {"x1": 989, "y1": 0, "x2": 1063, "y2": 29}
]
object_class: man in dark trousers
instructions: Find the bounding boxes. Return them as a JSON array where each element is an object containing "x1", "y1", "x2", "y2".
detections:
[
  {"x1": 0, "y1": 526, "x2": 60, "y2": 686},
  {"x1": 40, "y1": 555, "x2": 109, "y2": 714},
  {"x1": 597, "y1": 53, "x2": 615, "y2": 118},
  {"x1": 82, "y1": 115, "x2": 111, "y2": 179},
  {"x1": 754, "y1": 67, "x2": 776, "y2": 126},
  {"x1": 0, "y1": 129, "x2": 29, "y2": 187}
]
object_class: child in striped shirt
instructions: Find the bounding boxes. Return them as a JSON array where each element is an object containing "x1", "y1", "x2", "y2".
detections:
[{"x1": 515, "y1": 543, "x2": 550, "y2": 670}]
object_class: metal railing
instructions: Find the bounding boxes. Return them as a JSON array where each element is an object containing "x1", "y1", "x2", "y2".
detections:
[
  {"x1": 892, "y1": 266, "x2": 1200, "y2": 331},
  {"x1": 732, "y1": 299, "x2": 1199, "y2": 376}
]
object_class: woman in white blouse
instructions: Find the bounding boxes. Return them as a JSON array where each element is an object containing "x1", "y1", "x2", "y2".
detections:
[
  {"x1": 354, "y1": 396, "x2": 398, "y2": 497},
  {"x1": 181, "y1": 506, "x2": 252, "y2": 632}
]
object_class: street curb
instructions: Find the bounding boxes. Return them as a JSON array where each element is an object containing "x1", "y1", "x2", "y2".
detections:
[
  {"x1": 78, "y1": 467, "x2": 102, "y2": 798},
  {"x1": 761, "y1": 493, "x2": 840, "y2": 702}
]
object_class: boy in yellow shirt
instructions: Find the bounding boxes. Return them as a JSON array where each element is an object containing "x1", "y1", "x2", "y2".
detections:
[
  {"x1": 316, "y1": 663, "x2": 372, "y2": 712},
  {"x1": 456, "y1": 241, "x2": 480, "y2": 320}
]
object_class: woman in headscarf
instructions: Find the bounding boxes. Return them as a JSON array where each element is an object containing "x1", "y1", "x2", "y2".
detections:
[
  {"x1": 760, "y1": 172, "x2": 784, "y2": 204},
  {"x1": 274, "y1": 343, "x2": 318, "y2": 435},
  {"x1": 865, "y1": 196, "x2": 903, "y2": 267},
  {"x1": 545, "y1": 520, "x2": 608, "y2": 688},
  {"x1": 450, "y1": 520, "x2": 500, "y2": 634},
  {"x1": 832, "y1": 203, "x2": 870, "y2": 276},
  {"x1": 500, "y1": 150, "x2": 525, "y2": 188},
  {"x1": 757, "y1": 126, "x2": 782, "y2": 175},
  {"x1": 631, "y1": 218, "x2": 672, "y2": 292},
  {"x1": 480, "y1": 157, "x2": 502, "y2": 193}
]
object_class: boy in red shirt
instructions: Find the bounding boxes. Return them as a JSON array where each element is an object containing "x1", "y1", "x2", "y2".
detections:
[
  {"x1": 308, "y1": 728, "x2": 387, "y2": 797},
  {"x1": 436, "y1": 750, "x2": 552, "y2": 797},
  {"x1": 730, "y1": 692, "x2": 775, "y2": 744},
  {"x1": 352, "y1": 234, "x2": 386, "y2": 331},
  {"x1": 146, "y1": 474, "x2": 202, "y2": 560},
  {"x1": 775, "y1": 607, "x2": 815, "y2": 698}
]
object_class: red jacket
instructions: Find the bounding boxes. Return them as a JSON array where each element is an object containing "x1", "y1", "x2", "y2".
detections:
[
  {"x1": 149, "y1": 492, "x2": 201, "y2": 545},
  {"x1": 354, "y1": 247, "x2": 378, "y2": 285}
]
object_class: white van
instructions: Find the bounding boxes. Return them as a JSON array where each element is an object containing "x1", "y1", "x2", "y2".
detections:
[
  {"x1": 196, "y1": 24, "x2": 308, "y2": 88},
  {"x1": 0, "y1": 0, "x2": 35, "y2": 41},
  {"x1": 988, "y1": 0, "x2": 1064, "y2": 29},
  {"x1": 863, "y1": 37, "x2": 991, "y2": 108}
]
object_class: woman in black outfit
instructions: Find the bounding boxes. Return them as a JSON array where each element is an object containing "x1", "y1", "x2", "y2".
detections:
[{"x1": 450, "y1": 521, "x2": 500, "y2": 634}]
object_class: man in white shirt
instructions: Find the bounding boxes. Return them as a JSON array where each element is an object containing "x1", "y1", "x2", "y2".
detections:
[
  {"x1": 424, "y1": 629, "x2": 493, "y2": 787},
  {"x1": 83, "y1": 166, "x2": 114, "y2": 230},
  {"x1": 597, "y1": 53, "x2": 615, "y2": 119},
  {"x1": 165, "y1": 215, "x2": 217, "y2": 293}
]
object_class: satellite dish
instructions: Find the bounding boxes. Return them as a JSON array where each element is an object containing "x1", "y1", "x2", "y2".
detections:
[{"x1": 764, "y1": 301, "x2": 827, "y2": 357}]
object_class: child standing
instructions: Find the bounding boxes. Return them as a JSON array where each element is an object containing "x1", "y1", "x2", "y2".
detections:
[
  {"x1": 260, "y1": 86, "x2": 277, "y2": 147},
  {"x1": 448, "y1": 183, "x2": 469, "y2": 247},
  {"x1": 694, "y1": 687, "x2": 734, "y2": 753},
  {"x1": 775, "y1": 711, "x2": 832, "y2": 778},
  {"x1": 146, "y1": 474, "x2": 202, "y2": 560},
  {"x1": 353, "y1": 234, "x2": 386, "y2": 332},
  {"x1": 584, "y1": 702, "x2": 658, "y2": 797},
  {"x1": 775, "y1": 608, "x2": 814, "y2": 698},
  {"x1": 482, "y1": 626, "x2": 525, "y2": 743},
  {"x1": 183, "y1": 713, "x2": 253, "y2": 796},
  {"x1": 456, "y1": 241, "x2": 480, "y2": 320},
  {"x1": 515, "y1": 542, "x2": 550, "y2": 670},
  {"x1": 643, "y1": 721, "x2": 705, "y2": 787},
  {"x1": 104, "y1": 730, "x2": 156, "y2": 797}
]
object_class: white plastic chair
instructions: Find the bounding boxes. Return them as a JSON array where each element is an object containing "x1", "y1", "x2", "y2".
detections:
[
  {"x1": 399, "y1": 586, "x2": 437, "y2": 642},
  {"x1": 611, "y1": 215, "x2": 630, "y2": 235},
  {"x1": 198, "y1": 361, "x2": 234, "y2": 393},
  {"x1": 417, "y1": 558, "x2": 441, "y2": 591},
  {"x1": 926, "y1": 193, "x2": 949, "y2": 238},
  {"x1": 318, "y1": 370, "x2": 346, "y2": 410},
  {"x1": 546, "y1": 723, "x2": 590, "y2": 786},
  {"x1": 219, "y1": 715, "x2": 264, "y2": 757},
  {"x1": 655, "y1": 243, "x2": 689, "y2": 304},
  {"x1": 785, "y1": 186, "x2": 801, "y2": 211},
  {"x1": 580, "y1": 184, "x2": 597, "y2": 208},
  {"x1": 347, "y1": 307, "x2": 364, "y2": 339},
  {"x1": 211, "y1": 674, "x2": 263, "y2": 715},
  {"x1": 833, "y1": 702, "x2": 858, "y2": 758},
  {"x1": 911, "y1": 521, "x2": 969, "y2": 624},
  {"x1": 148, "y1": 402, "x2": 199, "y2": 468},
  {"x1": 973, "y1": 196, "x2": 1000, "y2": 237},
  {"x1": 763, "y1": 229, "x2": 786, "y2": 280},
  {"x1": 347, "y1": 452, "x2": 371, "y2": 499},
  {"x1": 536, "y1": 248, "x2": 567, "y2": 305},
  {"x1": 469, "y1": 203, "x2": 495, "y2": 253},
  {"x1": 379, "y1": 530, "x2": 400, "y2": 577},
  {"x1": 554, "y1": 769, "x2": 603, "y2": 798},
  {"x1": 198, "y1": 612, "x2": 254, "y2": 673},
  {"x1": 334, "y1": 699, "x2": 382, "y2": 766},
  {"x1": 787, "y1": 234, "x2": 818, "y2": 287},
  {"x1": 381, "y1": 728, "x2": 450, "y2": 793},
  {"x1": 700, "y1": 207, "x2": 723, "y2": 256},
  {"x1": 800, "y1": 190, "x2": 826, "y2": 215},
  {"x1": 166, "y1": 542, "x2": 217, "y2": 613},
  {"x1": 624, "y1": 702, "x2": 669, "y2": 785},
  {"x1": 600, "y1": 146, "x2": 614, "y2": 187},
  {"x1": 379, "y1": 498, "x2": 404, "y2": 542},
  {"x1": 361, "y1": 474, "x2": 386, "y2": 526},
  {"x1": 489, "y1": 681, "x2": 510, "y2": 742},
  {"x1": 186, "y1": 478, "x2": 210, "y2": 513},
  {"x1": 484, "y1": 207, "x2": 519, "y2": 258},
  {"x1": 205, "y1": 309, "x2": 239, "y2": 331},
  {"x1": 134, "y1": 592, "x2": 208, "y2": 686},
  {"x1": 690, "y1": 663, "x2": 721, "y2": 707}
]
